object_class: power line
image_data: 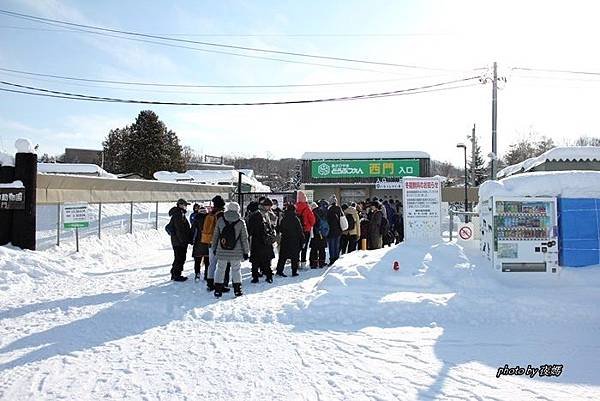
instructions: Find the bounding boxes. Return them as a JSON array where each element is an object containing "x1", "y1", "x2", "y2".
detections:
[
  {"x1": 0, "y1": 9, "x2": 472, "y2": 72},
  {"x1": 512, "y1": 66, "x2": 600, "y2": 77},
  {"x1": 0, "y1": 76, "x2": 481, "y2": 106},
  {"x1": 0, "y1": 66, "x2": 456, "y2": 89},
  {"x1": 0, "y1": 24, "x2": 455, "y2": 38},
  {"x1": 3, "y1": 17, "x2": 406, "y2": 76}
]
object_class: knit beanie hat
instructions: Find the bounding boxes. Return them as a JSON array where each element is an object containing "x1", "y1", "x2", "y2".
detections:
[
  {"x1": 226, "y1": 202, "x2": 240, "y2": 213},
  {"x1": 212, "y1": 195, "x2": 225, "y2": 209}
]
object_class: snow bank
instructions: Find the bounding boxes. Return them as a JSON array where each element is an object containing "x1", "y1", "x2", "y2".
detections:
[
  {"x1": 280, "y1": 241, "x2": 600, "y2": 330},
  {"x1": 479, "y1": 171, "x2": 600, "y2": 199},
  {"x1": 0, "y1": 152, "x2": 15, "y2": 167},
  {"x1": 497, "y1": 146, "x2": 600, "y2": 178},
  {"x1": 0, "y1": 230, "x2": 169, "y2": 290},
  {"x1": 37, "y1": 163, "x2": 116, "y2": 178},
  {"x1": 0, "y1": 180, "x2": 23, "y2": 188}
]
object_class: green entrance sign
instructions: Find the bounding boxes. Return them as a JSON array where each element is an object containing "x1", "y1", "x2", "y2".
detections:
[
  {"x1": 311, "y1": 159, "x2": 420, "y2": 179},
  {"x1": 64, "y1": 222, "x2": 89, "y2": 229}
]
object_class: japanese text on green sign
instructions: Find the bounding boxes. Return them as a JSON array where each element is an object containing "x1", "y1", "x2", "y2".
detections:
[{"x1": 311, "y1": 159, "x2": 420, "y2": 179}]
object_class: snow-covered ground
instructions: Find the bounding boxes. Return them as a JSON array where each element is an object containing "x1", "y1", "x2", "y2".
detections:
[{"x1": 1, "y1": 229, "x2": 599, "y2": 400}]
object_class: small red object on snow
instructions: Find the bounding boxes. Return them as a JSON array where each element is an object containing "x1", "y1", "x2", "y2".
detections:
[{"x1": 393, "y1": 261, "x2": 400, "y2": 271}]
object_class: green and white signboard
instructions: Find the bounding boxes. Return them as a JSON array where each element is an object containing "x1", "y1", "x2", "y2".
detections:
[
  {"x1": 311, "y1": 159, "x2": 420, "y2": 179},
  {"x1": 63, "y1": 202, "x2": 90, "y2": 229}
]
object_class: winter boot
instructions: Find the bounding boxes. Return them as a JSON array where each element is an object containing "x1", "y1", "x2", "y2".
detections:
[
  {"x1": 233, "y1": 283, "x2": 243, "y2": 297},
  {"x1": 206, "y1": 278, "x2": 215, "y2": 291},
  {"x1": 214, "y1": 283, "x2": 223, "y2": 298},
  {"x1": 194, "y1": 273, "x2": 201, "y2": 282},
  {"x1": 173, "y1": 275, "x2": 188, "y2": 282},
  {"x1": 251, "y1": 277, "x2": 259, "y2": 284}
]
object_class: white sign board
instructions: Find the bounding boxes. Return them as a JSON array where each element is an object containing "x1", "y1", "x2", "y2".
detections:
[
  {"x1": 402, "y1": 177, "x2": 442, "y2": 241},
  {"x1": 303, "y1": 190, "x2": 314, "y2": 203},
  {"x1": 63, "y1": 202, "x2": 90, "y2": 229},
  {"x1": 375, "y1": 178, "x2": 403, "y2": 190}
]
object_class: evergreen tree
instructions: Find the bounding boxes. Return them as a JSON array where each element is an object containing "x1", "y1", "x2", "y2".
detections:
[
  {"x1": 102, "y1": 111, "x2": 185, "y2": 178},
  {"x1": 102, "y1": 127, "x2": 128, "y2": 173},
  {"x1": 467, "y1": 133, "x2": 487, "y2": 186}
]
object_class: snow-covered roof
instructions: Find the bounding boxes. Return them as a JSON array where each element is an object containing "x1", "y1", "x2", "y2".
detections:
[
  {"x1": 38, "y1": 163, "x2": 116, "y2": 178},
  {"x1": 480, "y1": 171, "x2": 600, "y2": 199},
  {"x1": 154, "y1": 169, "x2": 270, "y2": 192},
  {"x1": 497, "y1": 146, "x2": 600, "y2": 178},
  {"x1": 301, "y1": 151, "x2": 430, "y2": 160},
  {"x1": 152, "y1": 171, "x2": 195, "y2": 182}
]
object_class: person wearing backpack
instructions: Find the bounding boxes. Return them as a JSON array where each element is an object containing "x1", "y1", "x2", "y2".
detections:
[
  {"x1": 326, "y1": 195, "x2": 344, "y2": 266},
  {"x1": 247, "y1": 197, "x2": 277, "y2": 283},
  {"x1": 203, "y1": 195, "x2": 230, "y2": 292},
  {"x1": 368, "y1": 201, "x2": 384, "y2": 250},
  {"x1": 167, "y1": 199, "x2": 192, "y2": 282},
  {"x1": 276, "y1": 204, "x2": 305, "y2": 277},
  {"x1": 295, "y1": 190, "x2": 316, "y2": 266},
  {"x1": 211, "y1": 202, "x2": 249, "y2": 298},
  {"x1": 190, "y1": 204, "x2": 209, "y2": 281},
  {"x1": 341, "y1": 202, "x2": 360, "y2": 253},
  {"x1": 309, "y1": 201, "x2": 328, "y2": 268}
]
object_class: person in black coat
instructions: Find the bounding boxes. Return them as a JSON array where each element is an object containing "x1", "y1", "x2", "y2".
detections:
[
  {"x1": 190, "y1": 204, "x2": 209, "y2": 281},
  {"x1": 247, "y1": 198, "x2": 276, "y2": 283},
  {"x1": 276, "y1": 204, "x2": 305, "y2": 277},
  {"x1": 168, "y1": 198, "x2": 192, "y2": 281},
  {"x1": 309, "y1": 202, "x2": 327, "y2": 268},
  {"x1": 326, "y1": 195, "x2": 343, "y2": 266}
]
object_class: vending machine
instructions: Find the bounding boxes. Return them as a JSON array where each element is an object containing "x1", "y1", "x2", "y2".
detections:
[{"x1": 480, "y1": 196, "x2": 559, "y2": 273}]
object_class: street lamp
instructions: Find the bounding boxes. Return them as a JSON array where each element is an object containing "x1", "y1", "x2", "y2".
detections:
[{"x1": 456, "y1": 143, "x2": 468, "y2": 219}]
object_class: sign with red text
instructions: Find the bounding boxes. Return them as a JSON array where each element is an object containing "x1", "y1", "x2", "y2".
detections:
[{"x1": 402, "y1": 177, "x2": 442, "y2": 241}]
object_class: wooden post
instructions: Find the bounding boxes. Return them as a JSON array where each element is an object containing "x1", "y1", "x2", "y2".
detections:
[{"x1": 98, "y1": 202, "x2": 102, "y2": 239}]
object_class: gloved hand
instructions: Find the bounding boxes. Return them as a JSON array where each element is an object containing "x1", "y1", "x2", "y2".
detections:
[{"x1": 243, "y1": 253, "x2": 249, "y2": 261}]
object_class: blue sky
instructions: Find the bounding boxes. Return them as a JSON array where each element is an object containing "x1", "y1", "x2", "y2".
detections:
[{"x1": 1, "y1": 0, "x2": 600, "y2": 166}]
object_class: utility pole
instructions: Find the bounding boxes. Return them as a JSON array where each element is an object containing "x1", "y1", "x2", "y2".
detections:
[
  {"x1": 470, "y1": 124, "x2": 476, "y2": 186},
  {"x1": 491, "y1": 61, "x2": 498, "y2": 180}
]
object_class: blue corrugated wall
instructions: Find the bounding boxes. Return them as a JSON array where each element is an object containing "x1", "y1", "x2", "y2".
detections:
[{"x1": 558, "y1": 198, "x2": 600, "y2": 267}]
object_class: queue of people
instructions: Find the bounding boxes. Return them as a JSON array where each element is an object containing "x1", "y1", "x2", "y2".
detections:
[{"x1": 166, "y1": 192, "x2": 404, "y2": 298}]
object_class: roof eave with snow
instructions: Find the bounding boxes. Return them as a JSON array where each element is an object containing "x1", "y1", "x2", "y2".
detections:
[{"x1": 301, "y1": 151, "x2": 430, "y2": 160}]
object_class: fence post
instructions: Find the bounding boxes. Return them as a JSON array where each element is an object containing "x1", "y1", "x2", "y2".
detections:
[
  {"x1": 449, "y1": 209, "x2": 454, "y2": 241},
  {"x1": 129, "y1": 202, "x2": 134, "y2": 234},
  {"x1": 75, "y1": 227, "x2": 79, "y2": 252},
  {"x1": 98, "y1": 202, "x2": 102, "y2": 239},
  {"x1": 155, "y1": 201, "x2": 159, "y2": 230},
  {"x1": 56, "y1": 203, "x2": 61, "y2": 246}
]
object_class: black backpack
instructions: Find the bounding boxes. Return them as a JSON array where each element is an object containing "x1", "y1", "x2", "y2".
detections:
[
  {"x1": 346, "y1": 213, "x2": 356, "y2": 231},
  {"x1": 219, "y1": 220, "x2": 241, "y2": 250}
]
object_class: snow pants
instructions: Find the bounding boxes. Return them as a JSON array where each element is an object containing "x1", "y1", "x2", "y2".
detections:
[
  {"x1": 171, "y1": 246, "x2": 187, "y2": 277},
  {"x1": 208, "y1": 254, "x2": 230, "y2": 285},
  {"x1": 216, "y1": 259, "x2": 241, "y2": 284}
]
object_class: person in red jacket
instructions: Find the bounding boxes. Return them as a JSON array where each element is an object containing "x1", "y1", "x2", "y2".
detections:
[{"x1": 295, "y1": 190, "x2": 316, "y2": 266}]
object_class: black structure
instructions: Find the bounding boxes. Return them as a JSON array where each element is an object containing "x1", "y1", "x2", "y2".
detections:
[
  {"x1": 0, "y1": 163, "x2": 15, "y2": 245},
  {"x1": 10, "y1": 153, "x2": 37, "y2": 250}
]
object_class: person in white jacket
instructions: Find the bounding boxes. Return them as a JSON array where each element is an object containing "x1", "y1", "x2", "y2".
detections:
[{"x1": 211, "y1": 202, "x2": 250, "y2": 298}]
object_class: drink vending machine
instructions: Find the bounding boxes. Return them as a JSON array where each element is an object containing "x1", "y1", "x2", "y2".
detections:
[{"x1": 480, "y1": 196, "x2": 559, "y2": 273}]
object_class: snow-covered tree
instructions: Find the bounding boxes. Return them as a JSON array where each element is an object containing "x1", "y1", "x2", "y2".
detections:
[{"x1": 504, "y1": 135, "x2": 555, "y2": 166}]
